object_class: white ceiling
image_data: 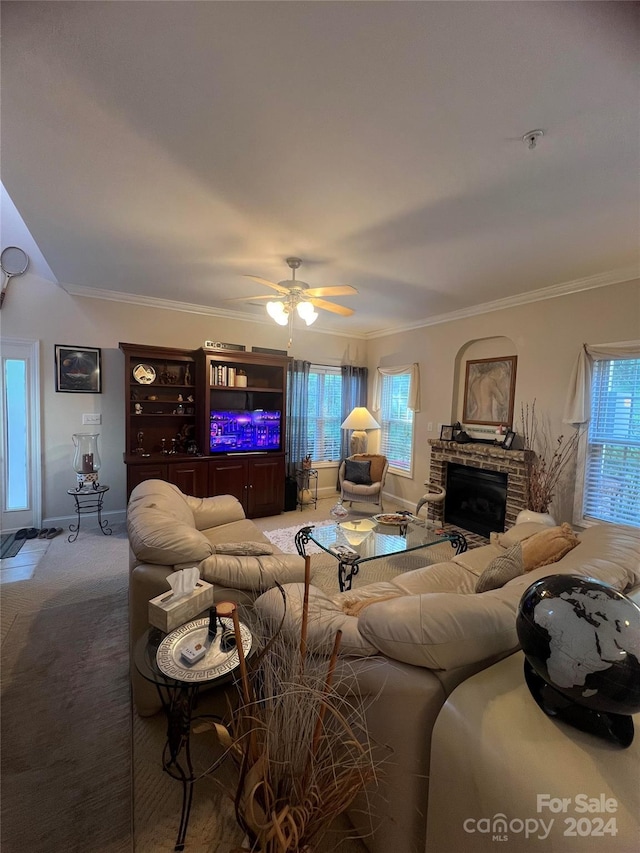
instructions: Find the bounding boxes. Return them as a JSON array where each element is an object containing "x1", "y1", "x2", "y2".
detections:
[{"x1": 2, "y1": 1, "x2": 639, "y2": 336}]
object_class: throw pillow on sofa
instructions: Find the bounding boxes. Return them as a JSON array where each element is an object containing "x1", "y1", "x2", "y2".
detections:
[
  {"x1": 344, "y1": 459, "x2": 372, "y2": 485},
  {"x1": 521, "y1": 522, "x2": 580, "y2": 572},
  {"x1": 476, "y1": 543, "x2": 524, "y2": 593},
  {"x1": 490, "y1": 522, "x2": 550, "y2": 549}
]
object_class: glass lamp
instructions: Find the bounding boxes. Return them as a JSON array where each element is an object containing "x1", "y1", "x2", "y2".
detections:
[
  {"x1": 72, "y1": 432, "x2": 101, "y2": 490},
  {"x1": 341, "y1": 407, "x2": 380, "y2": 454}
]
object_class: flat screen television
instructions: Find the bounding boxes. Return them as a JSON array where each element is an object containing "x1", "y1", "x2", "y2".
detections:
[{"x1": 210, "y1": 409, "x2": 281, "y2": 453}]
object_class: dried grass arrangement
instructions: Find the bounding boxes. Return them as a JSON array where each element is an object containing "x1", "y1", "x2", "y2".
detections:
[
  {"x1": 520, "y1": 401, "x2": 581, "y2": 513},
  {"x1": 215, "y1": 559, "x2": 378, "y2": 853}
]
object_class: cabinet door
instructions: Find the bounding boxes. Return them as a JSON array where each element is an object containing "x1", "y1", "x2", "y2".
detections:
[
  {"x1": 247, "y1": 456, "x2": 284, "y2": 517},
  {"x1": 208, "y1": 457, "x2": 249, "y2": 508},
  {"x1": 167, "y1": 460, "x2": 208, "y2": 498},
  {"x1": 127, "y1": 462, "x2": 168, "y2": 497}
]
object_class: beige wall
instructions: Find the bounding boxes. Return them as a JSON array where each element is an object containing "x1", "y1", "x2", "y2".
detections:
[
  {"x1": 2, "y1": 277, "x2": 365, "y2": 523},
  {"x1": 366, "y1": 278, "x2": 640, "y2": 522},
  {"x1": 3, "y1": 275, "x2": 639, "y2": 525}
]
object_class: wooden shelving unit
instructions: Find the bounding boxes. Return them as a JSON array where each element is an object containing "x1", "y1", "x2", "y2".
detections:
[{"x1": 120, "y1": 343, "x2": 290, "y2": 517}]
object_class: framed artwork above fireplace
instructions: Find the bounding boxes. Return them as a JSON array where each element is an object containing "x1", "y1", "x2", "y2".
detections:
[{"x1": 462, "y1": 355, "x2": 517, "y2": 427}]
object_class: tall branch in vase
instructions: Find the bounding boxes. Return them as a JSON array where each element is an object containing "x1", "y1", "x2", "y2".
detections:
[{"x1": 520, "y1": 401, "x2": 581, "y2": 514}]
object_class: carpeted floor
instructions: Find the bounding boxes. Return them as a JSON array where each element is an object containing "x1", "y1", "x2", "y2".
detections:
[
  {"x1": 1, "y1": 497, "x2": 473, "y2": 853},
  {"x1": 1, "y1": 524, "x2": 132, "y2": 853}
]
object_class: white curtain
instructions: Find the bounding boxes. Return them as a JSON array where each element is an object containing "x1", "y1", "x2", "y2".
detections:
[
  {"x1": 563, "y1": 340, "x2": 640, "y2": 425},
  {"x1": 372, "y1": 363, "x2": 421, "y2": 412}
]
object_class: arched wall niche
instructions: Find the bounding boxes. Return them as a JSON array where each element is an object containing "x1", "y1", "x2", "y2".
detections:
[{"x1": 452, "y1": 335, "x2": 518, "y2": 437}]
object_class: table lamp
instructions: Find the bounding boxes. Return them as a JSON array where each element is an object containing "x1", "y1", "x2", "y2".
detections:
[{"x1": 341, "y1": 407, "x2": 380, "y2": 454}]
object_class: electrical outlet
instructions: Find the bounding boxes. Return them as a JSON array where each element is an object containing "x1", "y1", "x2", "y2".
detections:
[{"x1": 82, "y1": 413, "x2": 101, "y2": 425}]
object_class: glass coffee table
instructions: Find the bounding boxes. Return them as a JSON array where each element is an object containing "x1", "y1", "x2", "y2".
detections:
[{"x1": 295, "y1": 514, "x2": 467, "y2": 592}]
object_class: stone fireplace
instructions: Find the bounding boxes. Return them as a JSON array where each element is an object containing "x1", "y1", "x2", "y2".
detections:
[{"x1": 427, "y1": 439, "x2": 532, "y2": 535}]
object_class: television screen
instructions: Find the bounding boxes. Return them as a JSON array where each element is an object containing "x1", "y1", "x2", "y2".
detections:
[{"x1": 210, "y1": 410, "x2": 281, "y2": 453}]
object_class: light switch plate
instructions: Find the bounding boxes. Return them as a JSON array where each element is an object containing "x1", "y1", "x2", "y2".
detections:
[{"x1": 82, "y1": 413, "x2": 101, "y2": 425}]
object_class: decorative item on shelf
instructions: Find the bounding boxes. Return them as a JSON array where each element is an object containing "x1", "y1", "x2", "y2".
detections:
[
  {"x1": 519, "y1": 400, "x2": 581, "y2": 519},
  {"x1": 211, "y1": 562, "x2": 378, "y2": 851},
  {"x1": 72, "y1": 433, "x2": 101, "y2": 490},
  {"x1": 235, "y1": 370, "x2": 248, "y2": 388},
  {"x1": 135, "y1": 431, "x2": 149, "y2": 457},
  {"x1": 203, "y1": 340, "x2": 246, "y2": 352},
  {"x1": 341, "y1": 407, "x2": 380, "y2": 454},
  {"x1": 161, "y1": 438, "x2": 167, "y2": 455},
  {"x1": 184, "y1": 364, "x2": 192, "y2": 385},
  {"x1": 440, "y1": 424, "x2": 454, "y2": 441},
  {"x1": 132, "y1": 363, "x2": 156, "y2": 385},
  {"x1": 502, "y1": 429, "x2": 516, "y2": 450},
  {"x1": 134, "y1": 403, "x2": 143, "y2": 415},
  {"x1": 302, "y1": 453, "x2": 312, "y2": 470},
  {"x1": 451, "y1": 421, "x2": 464, "y2": 440},
  {"x1": 517, "y1": 575, "x2": 640, "y2": 748}
]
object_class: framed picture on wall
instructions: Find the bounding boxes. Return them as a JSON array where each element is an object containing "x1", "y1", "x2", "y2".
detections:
[
  {"x1": 55, "y1": 345, "x2": 102, "y2": 393},
  {"x1": 462, "y1": 355, "x2": 517, "y2": 427}
]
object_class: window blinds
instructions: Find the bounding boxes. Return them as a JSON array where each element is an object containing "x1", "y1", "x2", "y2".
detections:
[
  {"x1": 306, "y1": 366, "x2": 342, "y2": 462},
  {"x1": 584, "y1": 358, "x2": 640, "y2": 528},
  {"x1": 379, "y1": 372, "x2": 414, "y2": 473}
]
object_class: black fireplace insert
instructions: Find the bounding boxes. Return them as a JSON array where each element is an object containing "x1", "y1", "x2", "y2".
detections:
[{"x1": 445, "y1": 463, "x2": 507, "y2": 538}]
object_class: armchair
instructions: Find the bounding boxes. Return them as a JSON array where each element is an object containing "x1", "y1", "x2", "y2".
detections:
[{"x1": 338, "y1": 453, "x2": 388, "y2": 512}]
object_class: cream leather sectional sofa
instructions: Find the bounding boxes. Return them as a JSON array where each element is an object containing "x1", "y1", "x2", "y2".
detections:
[
  {"x1": 127, "y1": 479, "x2": 306, "y2": 715},
  {"x1": 255, "y1": 521, "x2": 640, "y2": 853}
]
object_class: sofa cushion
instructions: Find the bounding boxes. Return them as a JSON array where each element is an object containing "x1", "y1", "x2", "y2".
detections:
[
  {"x1": 490, "y1": 522, "x2": 550, "y2": 549},
  {"x1": 197, "y1": 553, "x2": 307, "y2": 591},
  {"x1": 344, "y1": 459, "x2": 372, "y2": 485},
  {"x1": 357, "y1": 592, "x2": 519, "y2": 670},
  {"x1": 521, "y1": 523, "x2": 579, "y2": 571},
  {"x1": 127, "y1": 506, "x2": 212, "y2": 566},
  {"x1": 475, "y1": 543, "x2": 524, "y2": 593},
  {"x1": 452, "y1": 544, "x2": 504, "y2": 577}
]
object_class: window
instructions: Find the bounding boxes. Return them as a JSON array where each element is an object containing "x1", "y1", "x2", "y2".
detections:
[
  {"x1": 306, "y1": 366, "x2": 342, "y2": 462},
  {"x1": 581, "y1": 357, "x2": 640, "y2": 528},
  {"x1": 379, "y1": 371, "x2": 414, "y2": 474}
]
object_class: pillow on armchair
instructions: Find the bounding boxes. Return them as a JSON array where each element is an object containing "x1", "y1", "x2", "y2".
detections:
[{"x1": 344, "y1": 459, "x2": 372, "y2": 485}]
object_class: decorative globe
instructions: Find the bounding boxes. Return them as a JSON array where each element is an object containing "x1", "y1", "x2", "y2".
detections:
[{"x1": 516, "y1": 575, "x2": 640, "y2": 718}]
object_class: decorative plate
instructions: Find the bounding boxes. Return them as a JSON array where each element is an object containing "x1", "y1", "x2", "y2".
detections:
[
  {"x1": 373, "y1": 513, "x2": 414, "y2": 526},
  {"x1": 156, "y1": 617, "x2": 252, "y2": 683},
  {"x1": 132, "y1": 363, "x2": 156, "y2": 384}
]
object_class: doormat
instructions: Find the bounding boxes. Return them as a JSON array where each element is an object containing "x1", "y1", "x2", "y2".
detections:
[{"x1": 0, "y1": 533, "x2": 25, "y2": 559}]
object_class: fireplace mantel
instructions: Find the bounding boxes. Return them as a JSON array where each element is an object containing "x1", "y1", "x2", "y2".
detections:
[{"x1": 427, "y1": 439, "x2": 533, "y2": 532}]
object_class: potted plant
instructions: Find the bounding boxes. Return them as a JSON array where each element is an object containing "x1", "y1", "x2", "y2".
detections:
[{"x1": 518, "y1": 401, "x2": 581, "y2": 525}]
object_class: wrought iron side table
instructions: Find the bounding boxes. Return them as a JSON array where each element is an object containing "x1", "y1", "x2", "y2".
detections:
[
  {"x1": 135, "y1": 619, "x2": 251, "y2": 852},
  {"x1": 67, "y1": 485, "x2": 112, "y2": 542}
]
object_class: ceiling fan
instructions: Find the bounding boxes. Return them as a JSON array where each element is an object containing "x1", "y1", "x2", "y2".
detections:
[{"x1": 227, "y1": 257, "x2": 357, "y2": 344}]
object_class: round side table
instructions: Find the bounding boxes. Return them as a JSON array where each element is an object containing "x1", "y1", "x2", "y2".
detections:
[{"x1": 67, "y1": 485, "x2": 112, "y2": 542}]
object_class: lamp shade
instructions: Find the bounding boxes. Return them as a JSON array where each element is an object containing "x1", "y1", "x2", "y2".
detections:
[
  {"x1": 341, "y1": 407, "x2": 380, "y2": 454},
  {"x1": 341, "y1": 407, "x2": 380, "y2": 431}
]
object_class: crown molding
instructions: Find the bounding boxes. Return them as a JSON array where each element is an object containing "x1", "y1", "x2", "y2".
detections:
[
  {"x1": 363, "y1": 266, "x2": 640, "y2": 340},
  {"x1": 63, "y1": 265, "x2": 638, "y2": 342},
  {"x1": 61, "y1": 284, "x2": 368, "y2": 340}
]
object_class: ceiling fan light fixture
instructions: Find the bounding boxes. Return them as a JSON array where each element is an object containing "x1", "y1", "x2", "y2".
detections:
[
  {"x1": 296, "y1": 301, "x2": 318, "y2": 325},
  {"x1": 267, "y1": 300, "x2": 288, "y2": 325}
]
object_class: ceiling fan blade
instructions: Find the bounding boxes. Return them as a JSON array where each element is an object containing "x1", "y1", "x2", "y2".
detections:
[
  {"x1": 303, "y1": 285, "x2": 358, "y2": 297},
  {"x1": 309, "y1": 297, "x2": 354, "y2": 317},
  {"x1": 226, "y1": 294, "x2": 277, "y2": 302},
  {"x1": 243, "y1": 275, "x2": 290, "y2": 294}
]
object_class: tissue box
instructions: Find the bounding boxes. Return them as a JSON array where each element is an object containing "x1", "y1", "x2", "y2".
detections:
[{"x1": 148, "y1": 579, "x2": 214, "y2": 633}]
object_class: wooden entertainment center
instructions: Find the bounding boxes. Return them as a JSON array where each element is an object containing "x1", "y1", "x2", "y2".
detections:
[{"x1": 120, "y1": 343, "x2": 290, "y2": 517}]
